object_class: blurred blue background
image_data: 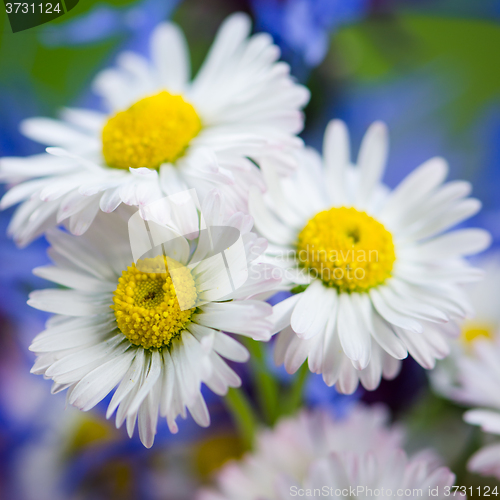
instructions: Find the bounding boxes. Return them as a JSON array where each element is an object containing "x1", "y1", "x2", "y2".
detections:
[{"x1": 0, "y1": 0, "x2": 499, "y2": 497}]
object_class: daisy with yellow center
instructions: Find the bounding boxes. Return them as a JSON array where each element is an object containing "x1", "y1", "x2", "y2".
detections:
[
  {"x1": 28, "y1": 193, "x2": 278, "y2": 448},
  {"x1": 112, "y1": 256, "x2": 198, "y2": 349},
  {"x1": 430, "y1": 256, "x2": 500, "y2": 481},
  {"x1": 102, "y1": 92, "x2": 201, "y2": 171},
  {"x1": 296, "y1": 207, "x2": 396, "y2": 292},
  {"x1": 0, "y1": 13, "x2": 309, "y2": 247},
  {"x1": 198, "y1": 406, "x2": 456, "y2": 500},
  {"x1": 250, "y1": 120, "x2": 490, "y2": 394}
]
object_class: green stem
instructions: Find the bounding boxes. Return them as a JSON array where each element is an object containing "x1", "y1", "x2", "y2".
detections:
[
  {"x1": 224, "y1": 387, "x2": 259, "y2": 451},
  {"x1": 452, "y1": 425, "x2": 482, "y2": 485},
  {"x1": 242, "y1": 338, "x2": 280, "y2": 426},
  {"x1": 280, "y1": 362, "x2": 309, "y2": 416}
]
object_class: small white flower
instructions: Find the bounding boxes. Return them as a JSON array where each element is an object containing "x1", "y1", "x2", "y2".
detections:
[
  {"x1": 0, "y1": 13, "x2": 309, "y2": 247},
  {"x1": 432, "y1": 254, "x2": 500, "y2": 480},
  {"x1": 27, "y1": 192, "x2": 279, "y2": 448},
  {"x1": 250, "y1": 120, "x2": 491, "y2": 394},
  {"x1": 197, "y1": 405, "x2": 455, "y2": 500}
]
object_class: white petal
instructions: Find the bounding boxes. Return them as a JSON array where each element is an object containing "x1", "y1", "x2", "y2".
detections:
[
  {"x1": 151, "y1": 22, "x2": 190, "y2": 92},
  {"x1": 249, "y1": 187, "x2": 296, "y2": 245},
  {"x1": 33, "y1": 265, "x2": 113, "y2": 293},
  {"x1": 28, "y1": 289, "x2": 110, "y2": 316},
  {"x1": 127, "y1": 350, "x2": 163, "y2": 417},
  {"x1": 20, "y1": 118, "x2": 96, "y2": 147},
  {"x1": 380, "y1": 157, "x2": 448, "y2": 225},
  {"x1": 187, "y1": 393, "x2": 211, "y2": 427},
  {"x1": 468, "y1": 444, "x2": 500, "y2": 479},
  {"x1": 323, "y1": 120, "x2": 350, "y2": 206},
  {"x1": 190, "y1": 13, "x2": 251, "y2": 103},
  {"x1": 337, "y1": 293, "x2": 371, "y2": 369},
  {"x1": 405, "y1": 198, "x2": 482, "y2": 241},
  {"x1": 213, "y1": 332, "x2": 249, "y2": 362},
  {"x1": 369, "y1": 288, "x2": 423, "y2": 334},
  {"x1": 290, "y1": 281, "x2": 324, "y2": 337},
  {"x1": 355, "y1": 121, "x2": 388, "y2": 208},
  {"x1": 107, "y1": 349, "x2": 145, "y2": 419},
  {"x1": 69, "y1": 349, "x2": 135, "y2": 411},
  {"x1": 464, "y1": 409, "x2": 500, "y2": 434},
  {"x1": 371, "y1": 312, "x2": 408, "y2": 360},
  {"x1": 138, "y1": 377, "x2": 161, "y2": 448},
  {"x1": 269, "y1": 293, "x2": 301, "y2": 335},
  {"x1": 321, "y1": 316, "x2": 343, "y2": 387},
  {"x1": 359, "y1": 341, "x2": 383, "y2": 390},
  {"x1": 413, "y1": 229, "x2": 491, "y2": 259}
]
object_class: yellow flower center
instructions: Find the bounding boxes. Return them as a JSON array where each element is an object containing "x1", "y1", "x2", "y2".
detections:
[
  {"x1": 296, "y1": 207, "x2": 396, "y2": 293},
  {"x1": 111, "y1": 256, "x2": 198, "y2": 349},
  {"x1": 102, "y1": 91, "x2": 202, "y2": 170},
  {"x1": 461, "y1": 321, "x2": 495, "y2": 346}
]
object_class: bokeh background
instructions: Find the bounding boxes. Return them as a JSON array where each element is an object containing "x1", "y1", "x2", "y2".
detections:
[{"x1": 0, "y1": 0, "x2": 499, "y2": 498}]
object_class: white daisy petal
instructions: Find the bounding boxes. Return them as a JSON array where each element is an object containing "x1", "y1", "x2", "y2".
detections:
[
  {"x1": 69, "y1": 349, "x2": 135, "y2": 411},
  {"x1": 187, "y1": 392, "x2": 211, "y2": 427},
  {"x1": 359, "y1": 341, "x2": 383, "y2": 390},
  {"x1": 369, "y1": 288, "x2": 423, "y2": 334},
  {"x1": 464, "y1": 410, "x2": 500, "y2": 434},
  {"x1": 323, "y1": 119, "x2": 350, "y2": 206},
  {"x1": 251, "y1": 120, "x2": 487, "y2": 392},
  {"x1": 194, "y1": 301, "x2": 272, "y2": 340},
  {"x1": 212, "y1": 332, "x2": 249, "y2": 363},
  {"x1": 321, "y1": 316, "x2": 343, "y2": 387},
  {"x1": 468, "y1": 444, "x2": 500, "y2": 479},
  {"x1": 337, "y1": 293, "x2": 371, "y2": 370},
  {"x1": 284, "y1": 333, "x2": 313, "y2": 374},
  {"x1": 290, "y1": 281, "x2": 325, "y2": 337},
  {"x1": 355, "y1": 121, "x2": 388, "y2": 207},
  {"x1": 28, "y1": 207, "x2": 274, "y2": 447},
  {"x1": 2, "y1": 13, "x2": 307, "y2": 244},
  {"x1": 28, "y1": 289, "x2": 110, "y2": 316},
  {"x1": 127, "y1": 350, "x2": 163, "y2": 417},
  {"x1": 60, "y1": 107, "x2": 106, "y2": 132},
  {"x1": 33, "y1": 265, "x2": 114, "y2": 293},
  {"x1": 249, "y1": 187, "x2": 296, "y2": 245},
  {"x1": 190, "y1": 13, "x2": 251, "y2": 106},
  {"x1": 404, "y1": 198, "x2": 482, "y2": 241},
  {"x1": 138, "y1": 377, "x2": 162, "y2": 448},
  {"x1": 380, "y1": 156, "x2": 448, "y2": 223},
  {"x1": 106, "y1": 349, "x2": 145, "y2": 419},
  {"x1": 413, "y1": 228, "x2": 492, "y2": 260},
  {"x1": 371, "y1": 312, "x2": 408, "y2": 360},
  {"x1": 270, "y1": 293, "x2": 302, "y2": 335},
  {"x1": 20, "y1": 118, "x2": 98, "y2": 148},
  {"x1": 151, "y1": 22, "x2": 190, "y2": 92}
]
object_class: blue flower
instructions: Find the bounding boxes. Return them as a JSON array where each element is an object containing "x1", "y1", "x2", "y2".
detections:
[
  {"x1": 41, "y1": 0, "x2": 181, "y2": 56},
  {"x1": 251, "y1": 0, "x2": 369, "y2": 78},
  {"x1": 305, "y1": 373, "x2": 361, "y2": 418}
]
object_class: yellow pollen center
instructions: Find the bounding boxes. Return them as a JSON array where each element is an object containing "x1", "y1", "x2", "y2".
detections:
[
  {"x1": 111, "y1": 256, "x2": 198, "y2": 349},
  {"x1": 102, "y1": 91, "x2": 202, "y2": 170},
  {"x1": 296, "y1": 207, "x2": 396, "y2": 293},
  {"x1": 461, "y1": 321, "x2": 495, "y2": 346}
]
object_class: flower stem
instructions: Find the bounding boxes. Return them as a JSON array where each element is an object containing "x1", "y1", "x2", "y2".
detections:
[
  {"x1": 242, "y1": 338, "x2": 280, "y2": 426},
  {"x1": 280, "y1": 362, "x2": 309, "y2": 416},
  {"x1": 224, "y1": 387, "x2": 259, "y2": 451}
]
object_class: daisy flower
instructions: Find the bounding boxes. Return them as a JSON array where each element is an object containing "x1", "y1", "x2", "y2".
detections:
[
  {"x1": 27, "y1": 191, "x2": 279, "y2": 447},
  {"x1": 250, "y1": 120, "x2": 491, "y2": 394},
  {"x1": 0, "y1": 13, "x2": 309, "y2": 247},
  {"x1": 431, "y1": 255, "x2": 500, "y2": 480},
  {"x1": 197, "y1": 405, "x2": 455, "y2": 500}
]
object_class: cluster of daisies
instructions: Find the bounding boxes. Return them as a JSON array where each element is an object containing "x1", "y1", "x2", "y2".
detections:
[{"x1": 1, "y1": 11, "x2": 497, "y2": 493}]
